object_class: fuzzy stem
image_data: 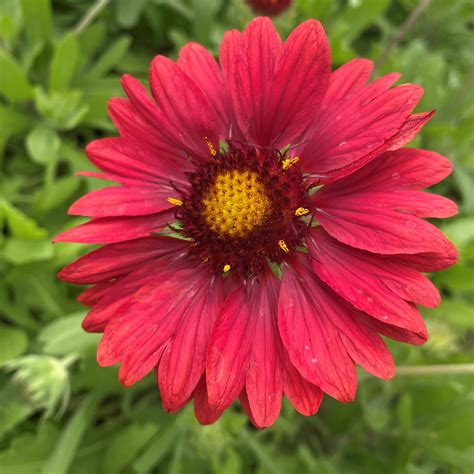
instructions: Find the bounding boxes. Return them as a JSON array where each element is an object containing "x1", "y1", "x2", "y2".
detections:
[
  {"x1": 60, "y1": 353, "x2": 80, "y2": 369},
  {"x1": 396, "y1": 363, "x2": 474, "y2": 376},
  {"x1": 375, "y1": 0, "x2": 432, "y2": 71},
  {"x1": 74, "y1": 0, "x2": 110, "y2": 35}
]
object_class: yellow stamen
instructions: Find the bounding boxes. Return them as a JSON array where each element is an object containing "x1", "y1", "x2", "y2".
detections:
[
  {"x1": 282, "y1": 156, "x2": 299, "y2": 170},
  {"x1": 204, "y1": 136, "x2": 217, "y2": 157},
  {"x1": 295, "y1": 207, "x2": 310, "y2": 217},
  {"x1": 279, "y1": 239, "x2": 289, "y2": 253},
  {"x1": 167, "y1": 197, "x2": 183, "y2": 206},
  {"x1": 223, "y1": 264, "x2": 231, "y2": 273}
]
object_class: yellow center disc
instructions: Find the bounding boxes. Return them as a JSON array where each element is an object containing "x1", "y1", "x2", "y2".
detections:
[{"x1": 202, "y1": 170, "x2": 271, "y2": 238}]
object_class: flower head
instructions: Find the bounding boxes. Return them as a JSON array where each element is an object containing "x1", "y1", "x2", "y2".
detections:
[
  {"x1": 55, "y1": 17, "x2": 457, "y2": 428},
  {"x1": 246, "y1": 0, "x2": 292, "y2": 15}
]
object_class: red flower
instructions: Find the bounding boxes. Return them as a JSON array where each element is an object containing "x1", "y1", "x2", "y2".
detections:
[
  {"x1": 56, "y1": 18, "x2": 457, "y2": 428},
  {"x1": 246, "y1": 0, "x2": 292, "y2": 15}
]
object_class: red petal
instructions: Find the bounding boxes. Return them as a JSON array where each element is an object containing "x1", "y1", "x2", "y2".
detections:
[
  {"x1": 316, "y1": 188, "x2": 457, "y2": 219},
  {"x1": 323, "y1": 58, "x2": 373, "y2": 104},
  {"x1": 312, "y1": 111, "x2": 436, "y2": 184},
  {"x1": 53, "y1": 211, "x2": 173, "y2": 244},
  {"x1": 158, "y1": 275, "x2": 224, "y2": 412},
  {"x1": 206, "y1": 285, "x2": 255, "y2": 411},
  {"x1": 149, "y1": 56, "x2": 218, "y2": 160},
  {"x1": 339, "y1": 324, "x2": 394, "y2": 380},
  {"x1": 178, "y1": 42, "x2": 234, "y2": 138},
  {"x1": 386, "y1": 111, "x2": 435, "y2": 151},
  {"x1": 97, "y1": 265, "x2": 215, "y2": 387},
  {"x1": 389, "y1": 250, "x2": 458, "y2": 273},
  {"x1": 82, "y1": 262, "x2": 171, "y2": 333},
  {"x1": 108, "y1": 97, "x2": 182, "y2": 162},
  {"x1": 78, "y1": 281, "x2": 117, "y2": 307},
  {"x1": 314, "y1": 194, "x2": 454, "y2": 255},
  {"x1": 266, "y1": 19, "x2": 330, "y2": 147},
  {"x1": 86, "y1": 138, "x2": 190, "y2": 187},
  {"x1": 318, "y1": 148, "x2": 453, "y2": 195},
  {"x1": 360, "y1": 314, "x2": 427, "y2": 346},
  {"x1": 194, "y1": 376, "x2": 223, "y2": 425},
  {"x1": 300, "y1": 80, "x2": 423, "y2": 180},
  {"x1": 239, "y1": 389, "x2": 260, "y2": 428},
  {"x1": 220, "y1": 17, "x2": 282, "y2": 146},
  {"x1": 308, "y1": 227, "x2": 440, "y2": 315},
  {"x1": 58, "y1": 236, "x2": 188, "y2": 284},
  {"x1": 281, "y1": 350, "x2": 323, "y2": 416},
  {"x1": 68, "y1": 186, "x2": 174, "y2": 218},
  {"x1": 278, "y1": 256, "x2": 357, "y2": 403},
  {"x1": 245, "y1": 271, "x2": 283, "y2": 428}
]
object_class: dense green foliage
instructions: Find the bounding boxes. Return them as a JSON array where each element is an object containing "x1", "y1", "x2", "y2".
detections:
[{"x1": 0, "y1": 0, "x2": 473, "y2": 472}]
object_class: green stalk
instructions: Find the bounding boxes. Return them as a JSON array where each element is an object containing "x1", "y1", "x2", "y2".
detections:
[{"x1": 41, "y1": 391, "x2": 103, "y2": 474}]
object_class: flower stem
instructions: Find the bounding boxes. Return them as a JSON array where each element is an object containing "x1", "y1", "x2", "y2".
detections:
[
  {"x1": 74, "y1": 0, "x2": 110, "y2": 35},
  {"x1": 375, "y1": 0, "x2": 432, "y2": 72},
  {"x1": 60, "y1": 353, "x2": 80, "y2": 369},
  {"x1": 396, "y1": 363, "x2": 474, "y2": 376}
]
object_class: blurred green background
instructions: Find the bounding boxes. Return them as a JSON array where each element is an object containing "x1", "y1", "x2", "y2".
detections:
[{"x1": 0, "y1": 0, "x2": 473, "y2": 473}]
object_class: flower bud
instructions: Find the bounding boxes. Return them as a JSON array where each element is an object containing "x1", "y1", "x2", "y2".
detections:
[
  {"x1": 5, "y1": 354, "x2": 76, "y2": 419},
  {"x1": 246, "y1": 0, "x2": 292, "y2": 16}
]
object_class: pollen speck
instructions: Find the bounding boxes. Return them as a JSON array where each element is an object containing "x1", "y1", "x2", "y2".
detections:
[
  {"x1": 295, "y1": 207, "x2": 310, "y2": 216},
  {"x1": 282, "y1": 156, "x2": 299, "y2": 170},
  {"x1": 204, "y1": 136, "x2": 217, "y2": 157},
  {"x1": 167, "y1": 197, "x2": 183, "y2": 206},
  {"x1": 278, "y1": 239, "x2": 289, "y2": 253},
  {"x1": 223, "y1": 264, "x2": 231, "y2": 273}
]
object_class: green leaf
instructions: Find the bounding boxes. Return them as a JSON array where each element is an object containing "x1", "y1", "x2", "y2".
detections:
[
  {"x1": 425, "y1": 444, "x2": 474, "y2": 471},
  {"x1": 132, "y1": 424, "x2": 179, "y2": 472},
  {"x1": 103, "y1": 423, "x2": 158, "y2": 473},
  {"x1": 442, "y1": 217, "x2": 474, "y2": 249},
  {"x1": 168, "y1": 434, "x2": 185, "y2": 474},
  {"x1": 0, "y1": 0, "x2": 22, "y2": 43},
  {"x1": 79, "y1": 22, "x2": 107, "y2": 61},
  {"x1": 0, "y1": 0, "x2": 21, "y2": 18},
  {"x1": 115, "y1": 0, "x2": 148, "y2": 28},
  {"x1": 0, "y1": 323, "x2": 28, "y2": 365},
  {"x1": 0, "y1": 50, "x2": 33, "y2": 101},
  {"x1": 34, "y1": 88, "x2": 88, "y2": 130},
  {"x1": 453, "y1": 165, "x2": 474, "y2": 213},
  {"x1": 39, "y1": 312, "x2": 100, "y2": 356},
  {"x1": 397, "y1": 393, "x2": 413, "y2": 438},
  {"x1": 1, "y1": 201, "x2": 47, "y2": 239},
  {"x1": 21, "y1": 0, "x2": 52, "y2": 45},
  {"x1": 192, "y1": 0, "x2": 221, "y2": 43},
  {"x1": 0, "y1": 424, "x2": 59, "y2": 473},
  {"x1": 0, "y1": 285, "x2": 40, "y2": 331},
  {"x1": 85, "y1": 35, "x2": 132, "y2": 80},
  {"x1": 434, "y1": 263, "x2": 474, "y2": 292},
  {"x1": 49, "y1": 33, "x2": 80, "y2": 91},
  {"x1": 2, "y1": 238, "x2": 53, "y2": 264},
  {"x1": 26, "y1": 125, "x2": 61, "y2": 165},
  {"x1": 0, "y1": 16, "x2": 15, "y2": 45},
  {"x1": 333, "y1": 0, "x2": 390, "y2": 42},
  {"x1": 34, "y1": 176, "x2": 81, "y2": 213},
  {"x1": 8, "y1": 268, "x2": 65, "y2": 318},
  {"x1": 0, "y1": 104, "x2": 32, "y2": 148},
  {"x1": 0, "y1": 385, "x2": 34, "y2": 439},
  {"x1": 426, "y1": 298, "x2": 474, "y2": 329}
]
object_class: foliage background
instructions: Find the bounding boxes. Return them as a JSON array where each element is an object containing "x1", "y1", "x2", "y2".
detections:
[{"x1": 0, "y1": 0, "x2": 473, "y2": 472}]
